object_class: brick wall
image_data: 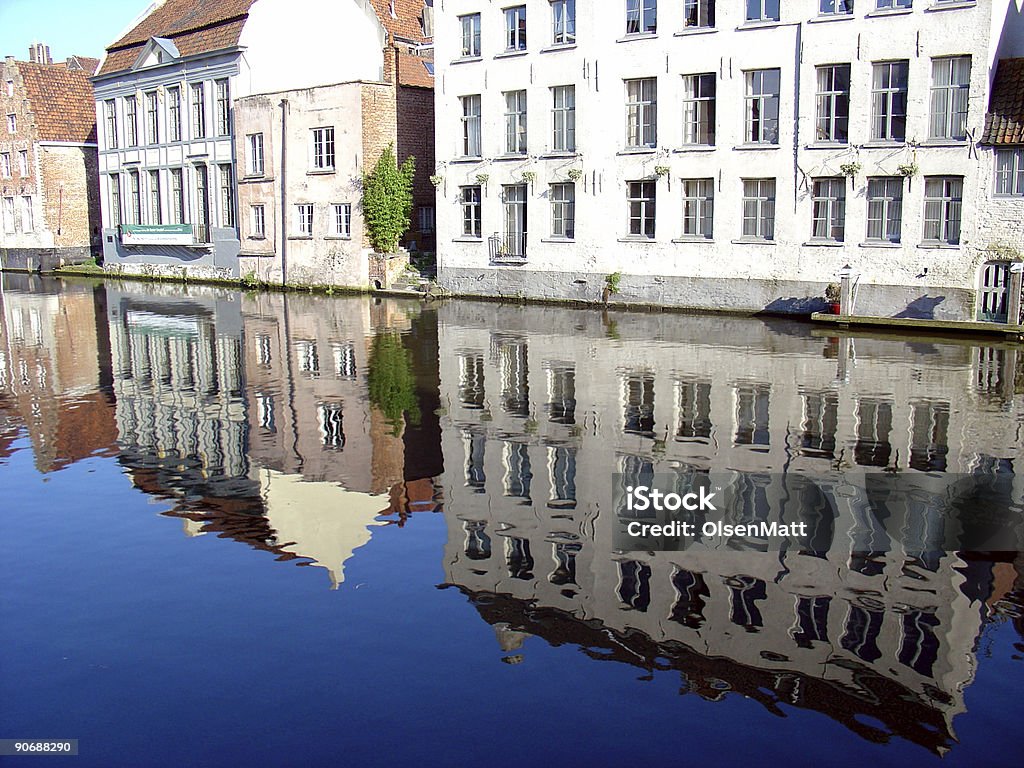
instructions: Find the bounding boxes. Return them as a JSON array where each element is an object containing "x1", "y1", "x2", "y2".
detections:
[
  {"x1": 360, "y1": 82, "x2": 399, "y2": 250},
  {"x1": 40, "y1": 144, "x2": 100, "y2": 252},
  {"x1": 397, "y1": 84, "x2": 435, "y2": 251}
]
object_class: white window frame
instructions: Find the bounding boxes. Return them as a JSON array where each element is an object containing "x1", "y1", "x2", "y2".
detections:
[
  {"x1": 331, "y1": 203, "x2": 352, "y2": 237},
  {"x1": 551, "y1": 0, "x2": 576, "y2": 44},
  {"x1": 219, "y1": 164, "x2": 234, "y2": 228},
  {"x1": 295, "y1": 203, "x2": 313, "y2": 236},
  {"x1": 18, "y1": 150, "x2": 28, "y2": 177},
  {"x1": 21, "y1": 195, "x2": 33, "y2": 232},
  {"x1": 551, "y1": 85, "x2": 576, "y2": 152},
  {"x1": 2, "y1": 196, "x2": 14, "y2": 233},
  {"x1": 626, "y1": 0, "x2": 658, "y2": 34},
  {"x1": 683, "y1": 0, "x2": 715, "y2": 28},
  {"x1": 191, "y1": 82, "x2": 206, "y2": 139},
  {"x1": 0, "y1": 153, "x2": 10, "y2": 179},
  {"x1": 460, "y1": 13, "x2": 481, "y2": 57},
  {"x1": 148, "y1": 169, "x2": 162, "y2": 224},
  {"x1": 681, "y1": 178, "x2": 714, "y2": 239},
  {"x1": 461, "y1": 95, "x2": 482, "y2": 157},
  {"x1": 124, "y1": 95, "x2": 138, "y2": 147},
  {"x1": 311, "y1": 127, "x2": 335, "y2": 171},
  {"x1": 994, "y1": 148, "x2": 1024, "y2": 196},
  {"x1": 625, "y1": 77, "x2": 657, "y2": 148},
  {"x1": 627, "y1": 180, "x2": 656, "y2": 238},
  {"x1": 871, "y1": 61, "x2": 909, "y2": 142},
  {"x1": 505, "y1": 6, "x2": 527, "y2": 51},
  {"x1": 215, "y1": 78, "x2": 230, "y2": 136},
  {"x1": 744, "y1": 69, "x2": 780, "y2": 145},
  {"x1": 810, "y1": 177, "x2": 846, "y2": 242},
  {"x1": 167, "y1": 86, "x2": 181, "y2": 142},
  {"x1": 741, "y1": 178, "x2": 776, "y2": 240},
  {"x1": 746, "y1": 0, "x2": 780, "y2": 22},
  {"x1": 865, "y1": 177, "x2": 903, "y2": 243},
  {"x1": 929, "y1": 56, "x2": 971, "y2": 141},
  {"x1": 504, "y1": 90, "x2": 528, "y2": 155},
  {"x1": 682, "y1": 73, "x2": 715, "y2": 146},
  {"x1": 251, "y1": 204, "x2": 266, "y2": 238},
  {"x1": 145, "y1": 91, "x2": 159, "y2": 144},
  {"x1": 104, "y1": 100, "x2": 117, "y2": 149},
  {"x1": 247, "y1": 133, "x2": 265, "y2": 176},
  {"x1": 461, "y1": 186, "x2": 482, "y2": 237},
  {"x1": 815, "y1": 64, "x2": 851, "y2": 143},
  {"x1": 550, "y1": 182, "x2": 575, "y2": 239},
  {"x1": 923, "y1": 176, "x2": 963, "y2": 245}
]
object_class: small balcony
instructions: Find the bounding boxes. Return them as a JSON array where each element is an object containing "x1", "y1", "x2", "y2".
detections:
[{"x1": 489, "y1": 232, "x2": 527, "y2": 264}]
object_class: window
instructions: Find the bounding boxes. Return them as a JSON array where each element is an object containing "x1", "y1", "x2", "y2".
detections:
[
  {"x1": 127, "y1": 170, "x2": 141, "y2": 225},
  {"x1": 418, "y1": 206, "x2": 435, "y2": 232},
  {"x1": 876, "y1": 0, "x2": 911, "y2": 8},
  {"x1": 551, "y1": 85, "x2": 576, "y2": 152},
  {"x1": 626, "y1": 0, "x2": 658, "y2": 34},
  {"x1": 2, "y1": 197, "x2": 14, "y2": 233},
  {"x1": 923, "y1": 176, "x2": 963, "y2": 244},
  {"x1": 744, "y1": 69, "x2": 780, "y2": 144},
  {"x1": 0, "y1": 153, "x2": 9, "y2": 178},
  {"x1": 167, "y1": 86, "x2": 181, "y2": 142},
  {"x1": 219, "y1": 164, "x2": 234, "y2": 227},
  {"x1": 109, "y1": 174, "x2": 121, "y2": 227},
  {"x1": 460, "y1": 13, "x2": 481, "y2": 57},
  {"x1": 6, "y1": 113, "x2": 15, "y2": 133},
  {"x1": 124, "y1": 95, "x2": 138, "y2": 146},
  {"x1": 866, "y1": 177, "x2": 903, "y2": 242},
  {"x1": 247, "y1": 133, "x2": 264, "y2": 176},
  {"x1": 18, "y1": 150, "x2": 27, "y2": 176},
  {"x1": 502, "y1": 184, "x2": 528, "y2": 258},
  {"x1": 551, "y1": 0, "x2": 576, "y2": 44},
  {"x1": 550, "y1": 182, "x2": 575, "y2": 239},
  {"x1": 746, "y1": 0, "x2": 780, "y2": 22},
  {"x1": 820, "y1": 0, "x2": 853, "y2": 14},
  {"x1": 742, "y1": 178, "x2": 776, "y2": 240},
  {"x1": 683, "y1": 0, "x2": 715, "y2": 28},
  {"x1": 505, "y1": 6, "x2": 527, "y2": 51},
  {"x1": 194, "y1": 165, "x2": 210, "y2": 236},
  {"x1": 148, "y1": 170, "x2": 161, "y2": 224},
  {"x1": 504, "y1": 90, "x2": 527, "y2": 154},
  {"x1": 815, "y1": 65, "x2": 850, "y2": 143},
  {"x1": 625, "y1": 78, "x2": 657, "y2": 148},
  {"x1": 929, "y1": 56, "x2": 971, "y2": 140},
  {"x1": 145, "y1": 91, "x2": 159, "y2": 144},
  {"x1": 295, "y1": 203, "x2": 313, "y2": 236},
  {"x1": 681, "y1": 178, "x2": 714, "y2": 239},
  {"x1": 627, "y1": 180, "x2": 656, "y2": 238},
  {"x1": 169, "y1": 168, "x2": 184, "y2": 224},
  {"x1": 461, "y1": 95, "x2": 481, "y2": 156},
  {"x1": 995, "y1": 148, "x2": 1024, "y2": 196},
  {"x1": 332, "y1": 203, "x2": 351, "y2": 236},
  {"x1": 811, "y1": 178, "x2": 845, "y2": 241},
  {"x1": 251, "y1": 204, "x2": 266, "y2": 238},
  {"x1": 191, "y1": 82, "x2": 206, "y2": 139},
  {"x1": 4, "y1": 81, "x2": 11, "y2": 97},
  {"x1": 461, "y1": 186, "x2": 482, "y2": 237},
  {"x1": 215, "y1": 79, "x2": 230, "y2": 136},
  {"x1": 311, "y1": 127, "x2": 335, "y2": 170},
  {"x1": 682, "y1": 73, "x2": 715, "y2": 145},
  {"x1": 871, "y1": 61, "x2": 908, "y2": 142},
  {"x1": 21, "y1": 196, "x2": 33, "y2": 232},
  {"x1": 104, "y1": 100, "x2": 117, "y2": 148}
]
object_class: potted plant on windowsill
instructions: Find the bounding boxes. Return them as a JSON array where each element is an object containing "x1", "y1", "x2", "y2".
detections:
[{"x1": 824, "y1": 282, "x2": 841, "y2": 314}]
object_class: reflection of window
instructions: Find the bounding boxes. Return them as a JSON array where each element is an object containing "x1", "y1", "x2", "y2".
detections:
[
  {"x1": 332, "y1": 342, "x2": 356, "y2": 379},
  {"x1": 255, "y1": 333, "x2": 272, "y2": 366},
  {"x1": 506, "y1": 536, "x2": 534, "y2": 579},
  {"x1": 839, "y1": 606, "x2": 883, "y2": 663},
  {"x1": 464, "y1": 430, "x2": 486, "y2": 492},
  {"x1": 463, "y1": 520, "x2": 491, "y2": 560},
  {"x1": 548, "y1": 446, "x2": 577, "y2": 509},
  {"x1": 498, "y1": 339, "x2": 530, "y2": 417},
  {"x1": 800, "y1": 391, "x2": 837, "y2": 458},
  {"x1": 317, "y1": 403, "x2": 345, "y2": 449},
  {"x1": 503, "y1": 442, "x2": 532, "y2": 501},
  {"x1": 855, "y1": 398, "x2": 893, "y2": 467},
  {"x1": 256, "y1": 392, "x2": 275, "y2": 432},
  {"x1": 550, "y1": 542, "x2": 581, "y2": 585},
  {"x1": 910, "y1": 401, "x2": 949, "y2": 472},
  {"x1": 671, "y1": 568, "x2": 709, "y2": 629},
  {"x1": 546, "y1": 364, "x2": 576, "y2": 424},
  {"x1": 792, "y1": 596, "x2": 831, "y2": 648},
  {"x1": 296, "y1": 340, "x2": 319, "y2": 376},
  {"x1": 623, "y1": 373, "x2": 655, "y2": 437},
  {"x1": 676, "y1": 379, "x2": 712, "y2": 440},
  {"x1": 617, "y1": 560, "x2": 652, "y2": 611},
  {"x1": 620, "y1": 454, "x2": 655, "y2": 517},
  {"x1": 899, "y1": 609, "x2": 940, "y2": 677},
  {"x1": 458, "y1": 352, "x2": 485, "y2": 409},
  {"x1": 734, "y1": 383, "x2": 770, "y2": 446},
  {"x1": 726, "y1": 575, "x2": 766, "y2": 631}
]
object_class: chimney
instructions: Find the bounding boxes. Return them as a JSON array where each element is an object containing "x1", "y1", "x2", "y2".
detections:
[{"x1": 28, "y1": 43, "x2": 52, "y2": 65}]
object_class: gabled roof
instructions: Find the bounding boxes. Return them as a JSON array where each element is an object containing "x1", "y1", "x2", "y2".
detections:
[
  {"x1": 981, "y1": 58, "x2": 1024, "y2": 146},
  {"x1": 368, "y1": 0, "x2": 431, "y2": 44},
  {"x1": 15, "y1": 60, "x2": 97, "y2": 143},
  {"x1": 99, "y1": 0, "x2": 258, "y2": 76},
  {"x1": 66, "y1": 56, "x2": 101, "y2": 76},
  {"x1": 397, "y1": 50, "x2": 433, "y2": 89}
]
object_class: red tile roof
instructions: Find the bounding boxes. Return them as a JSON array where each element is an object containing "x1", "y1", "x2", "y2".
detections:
[
  {"x1": 99, "y1": 0, "x2": 257, "y2": 76},
  {"x1": 15, "y1": 61, "x2": 97, "y2": 143},
  {"x1": 369, "y1": 0, "x2": 431, "y2": 44},
  {"x1": 981, "y1": 58, "x2": 1024, "y2": 146},
  {"x1": 397, "y1": 50, "x2": 433, "y2": 89}
]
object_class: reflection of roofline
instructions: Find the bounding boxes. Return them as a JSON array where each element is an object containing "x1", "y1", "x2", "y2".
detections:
[{"x1": 443, "y1": 585, "x2": 957, "y2": 755}]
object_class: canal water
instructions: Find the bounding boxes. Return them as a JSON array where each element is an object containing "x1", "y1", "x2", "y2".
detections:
[{"x1": 1, "y1": 274, "x2": 1021, "y2": 767}]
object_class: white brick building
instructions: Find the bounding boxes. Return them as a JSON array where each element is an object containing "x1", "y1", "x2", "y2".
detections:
[{"x1": 434, "y1": 0, "x2": 1024, "y2": 320}]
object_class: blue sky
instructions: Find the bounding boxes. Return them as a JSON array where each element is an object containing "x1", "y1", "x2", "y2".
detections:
[{"x1": 0, "y1": 0, "x2": 152, "y2": 61}]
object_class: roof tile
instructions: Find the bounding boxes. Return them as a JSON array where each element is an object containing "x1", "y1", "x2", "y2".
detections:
[
  {"x1": 981, "y1": 58, "x2": 1024, "y2": 146},
  {"x1": 15, "y1": 61, "x2": 96, "y2": 143}
]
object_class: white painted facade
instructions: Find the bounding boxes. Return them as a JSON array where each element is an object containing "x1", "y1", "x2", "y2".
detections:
[{"x1": 434, "y1": 0, "x2": 1024, "y2": 320}]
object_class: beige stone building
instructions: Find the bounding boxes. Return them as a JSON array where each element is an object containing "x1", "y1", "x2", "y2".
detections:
[
  {"x1": 435, "y1": 300, "x2": 1023, "y2": 753},
  {"x1": 0, "y1": 45, "x2": 100, "y2": 270}
]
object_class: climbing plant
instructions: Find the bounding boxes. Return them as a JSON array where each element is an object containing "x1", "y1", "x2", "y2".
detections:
[
  {"x1": 362, "y1": 143, "x2": 416, "y2": 254},
  {"x1": 368, "y1": 330, "x2": 421, "y2": 435}
]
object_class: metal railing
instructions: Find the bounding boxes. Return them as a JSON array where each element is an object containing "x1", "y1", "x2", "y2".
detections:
[{"x1": 488, "y1": 232, "x2": 527, "y2": 264}]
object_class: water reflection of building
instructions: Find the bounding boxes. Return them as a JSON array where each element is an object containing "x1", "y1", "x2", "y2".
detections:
[
  {"x1": 436, "y1": 302, "x2": 1024, "y2": 754},
  {"x1": 103, "y1": 284, "x2": 442, "y2": 583},
  {"x1": 0, "y1": 273, "x2": 117, "y2": 472}
]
